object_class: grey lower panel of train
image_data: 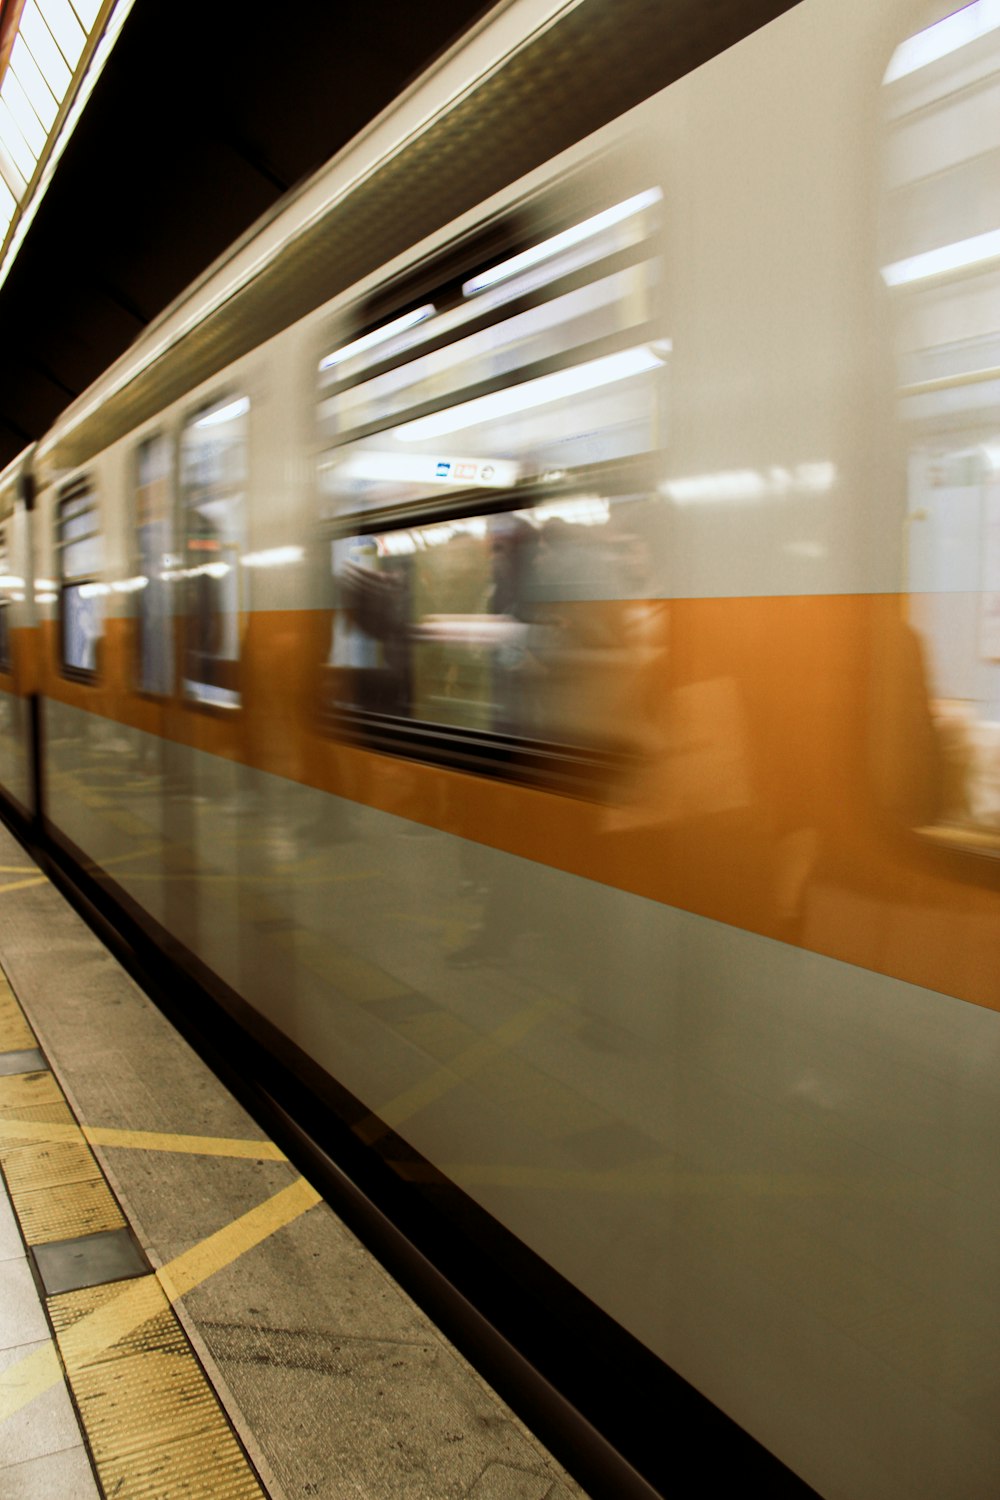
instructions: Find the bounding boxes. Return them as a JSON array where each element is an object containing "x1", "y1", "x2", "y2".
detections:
[{"x1": 40, "y1": 695, "x2": 1000, "y2": 1500}]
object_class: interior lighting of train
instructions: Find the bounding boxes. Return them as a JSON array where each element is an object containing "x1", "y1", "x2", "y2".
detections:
[
  {"x1": 394, "y1": 345, "x2": 664, "y2": 441},
  {"x1": 0, "y1": 0, "x2": 134, "y2": 278},
  {"x1": 530, "y1": 496, "x2": 610, "y2": 526},
  {"x1": 881, "y1": 227, "x2": 1000, "y2": 287},
  {"x1": 319, "y1": 304, "x2": 437, "y2": 372},
  {"x1": 240, "y1": 546, "x2": 304, "y2": 568},
  {"x1": 161, "y1": 561, "x2": 230, "y2": 582},
  {"x1": 193, "y1": 396, "x2": 250, "y2": 428},
  {"x1": 883, "y1": 0, "x2": 999, "y2": 82},
  {"x1": 110, "y1": 575, "x2": 147, "y2": 592},
  {"x1": 661, "y1": 462, "x2": 837, "y2": 504},
  {"x1": 461, "y1": 187, "x2": 663, "y2": 296}
]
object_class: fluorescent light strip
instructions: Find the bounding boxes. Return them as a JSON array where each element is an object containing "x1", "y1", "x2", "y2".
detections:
[
  {"x1": 320, "y1": 303, "x2": 436, "y2": 372},
  {"x1": 0, "y1": 140, "x2": 26, "y2": 199},
  {"x1": 394, "y1": 345, "x2": 662, "y2": 441},
  {"x1": 71, "y1": 0, "x2": 103, "y2": 28},
  {"x1": 20, "y1": 4, "x2": 72, "y2": 97},
  {"x1": 193, "y1": 396, "x2": 249, "y2": 427},
  {"x1": 241, "y1": 546, "x2": 304, "y2": 569},
  {"x1": 38, "y1": 0, "x2": 86, "y2": 69},
  {"x1": 884, "y1": 0, "x2": 1000, "y2": 82},
  {"x1": 0, "y1": 98, "x2": 37, "y2": 178},
  {"x1": 462, "y1": 187, "x2": 662, "y2": 297},
  {"x1": 882, "y1": 227, "x2": 1000, "y2": 286},
  {"x1": 1, "y1": 70, "x2": 47, "y2": 157},
  {"x1": 10, "y1": 38, "x2": 58, "y2": 130},
  {"x1": 0, "y1": 0, "x2": 137, "y2": 289}
]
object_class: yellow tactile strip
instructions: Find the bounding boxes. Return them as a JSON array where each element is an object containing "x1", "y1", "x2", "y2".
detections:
[
  {"x1": 0, "y1": 1071, "x2": 124, "y2": 1243},
  {"x1": 0, "y1": 977, "x2": 35, "y2": 1051},
  {"x1": 49, "y1": 1280, "x2": 267, "y2": 1500},
  {"x1": 0, "y1": 969, "x2": 270, "y2": 1499}
]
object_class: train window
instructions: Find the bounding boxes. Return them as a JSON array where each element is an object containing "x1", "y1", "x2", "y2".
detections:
[
  {"x1": 56, "y1": 479, "x2": 104, "y2": 679},
  {"x1": 133, "y1": 432, "x2": 175, "y2": 696},
  {"x1": 318, "y1": 186, "x2": 664, "y2": 791},
  {"x1": 179, "y1": 396, "x2": 248, "y2": 709},
  {"x1": 881, "y1": 9, "x2": 1000, "y2": 856},
  {"x1": 0, "y1": 528, "x2": 12, "y2": 675}
]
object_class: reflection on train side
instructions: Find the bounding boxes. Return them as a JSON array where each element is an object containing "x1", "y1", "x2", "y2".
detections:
[
  {"x1": 318, "y1": 180, "x2": 665, "y2": 793},
  {"x1": 329, "y1": 499, "x2": 654, "y2": 759},
  {"x1": 883, "y1": 0, "x2": 1000, "y2": 854},
  {"x1": 179, "y1": 395, "x2": 248, "y2": 709}
]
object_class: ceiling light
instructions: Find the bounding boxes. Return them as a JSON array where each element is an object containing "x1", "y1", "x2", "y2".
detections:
[
  {"x1": 320, "y1": 304, "x2": 436, "y2": 372},
  {"x1": 193, "y1": 396, "x2": 250, "y2": 428},
  {"x1": 462, "y1": 188, "x2": 662, "y2": 297},
  {"x1": 36, "y1": 0, "x2": 86, "y2": 70},
  {"x1": 884, "y1": 0, "x2": 1000, "y2": 82},
  {"x1": 394, "y1": 345, "x2": 663, "y2": 441},
  {"x1": 882, "y1": 227, "x2": 1000, "y2": 286},
  {"x1": 9, "y1": 39, "x2": 58, "y2": 131},
  {"x1": 19, "y1": 4, "x2": 72, "y2": 98}
]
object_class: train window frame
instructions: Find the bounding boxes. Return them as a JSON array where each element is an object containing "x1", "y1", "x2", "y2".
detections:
[
  {"x1": 55, "y1": 477, "x2": 105, "y2": 684},
  {"x1": 317, "y1": 181, "x2": 665, "y2": 796},
  {"x1": 131, "y1": 429, "x2": 177, "y2": 700},
  {"x1": 0, "y1": 525, "x2": 13, "y2": 677},
  {"x1": 178, "y1": 392, "x2": 250, "y2": 712}
]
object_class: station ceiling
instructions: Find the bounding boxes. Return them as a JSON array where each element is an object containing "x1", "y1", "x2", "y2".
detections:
[{"x1": 0, "y1": 0, "x2": 491, "y2": 469}]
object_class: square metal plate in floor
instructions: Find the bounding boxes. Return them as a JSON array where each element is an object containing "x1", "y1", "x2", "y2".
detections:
[
  {"x1": 0, "y1": 1048, "x2": 46, "y2": 1076},
  {"x1": 32, "y1": 1226, "x2": 149, "y2": 1295}
]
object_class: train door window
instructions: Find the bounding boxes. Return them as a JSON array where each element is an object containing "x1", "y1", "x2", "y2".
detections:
[
  {"x1": 133, "y1": 432, "x2": 175, "y2": 695},
  {"x1": 56, "y1": 479, "x2": 104, "y2": 679},
  {"x1": 318, "y1": 184, "x2": 665, "y2": 792},
  {"x1": 0, "y1": 528, "x2": 12, "y2": 674},
  {"x1": 179, "y1": 395, "x2": 248, "y2": 708}
]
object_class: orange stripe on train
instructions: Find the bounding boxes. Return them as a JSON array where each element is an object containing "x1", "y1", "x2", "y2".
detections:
[{"x1": 18, "y1": 597, "x2": 1000, "y2": 1014}]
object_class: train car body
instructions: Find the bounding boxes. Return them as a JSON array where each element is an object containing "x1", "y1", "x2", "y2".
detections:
[{"x1": 2, "y1": 0, "x2": 1000, "y2": 1494}]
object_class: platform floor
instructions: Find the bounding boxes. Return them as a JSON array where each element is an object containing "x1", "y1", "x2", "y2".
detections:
[{"x1": 0, "y1": 822, "x2": 587, "y2": 1500}]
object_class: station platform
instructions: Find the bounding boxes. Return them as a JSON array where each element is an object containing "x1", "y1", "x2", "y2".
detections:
[{"x1": 0, "y1": 822, "x2": 587, "y2": 1500}]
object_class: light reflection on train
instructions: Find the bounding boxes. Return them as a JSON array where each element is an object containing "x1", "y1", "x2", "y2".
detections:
[{"x1": 0, "y1": 3, "x2": 997, "y2": 1499}]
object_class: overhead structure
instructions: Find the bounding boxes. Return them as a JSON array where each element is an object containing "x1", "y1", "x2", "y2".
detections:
[{"x1": 0, "y1": 0, "x2": 131, "y2": 286}]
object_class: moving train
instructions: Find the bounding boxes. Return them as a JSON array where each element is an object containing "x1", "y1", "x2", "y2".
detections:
[{"x1": 1, "y1": 0, "x2": 999, "y2": 1493}]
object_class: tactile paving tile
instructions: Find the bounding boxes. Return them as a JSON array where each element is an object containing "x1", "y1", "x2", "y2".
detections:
[
  {"x1": 0, "y1": 1098, "x2": 77, "y2": 1156},
  {"x1": 0, "y1": 1096, "x2": 78, "y2": 1168},
  {"x1": 0, "y1": 1069, "x2": 63, "y2": 1111},
  {"x1": 50, "y1": 1279, "x2": 267, "y2": 1500},
  {"x1": 4, "y1": 1137, "x2": 106, "y2": 1194},
  {"x1": 0, "y1": 985, "x2": 34, "y2": 1052},
  {"x1": 13, "y1": 1172, "x2": 126, "y2": 1244}
]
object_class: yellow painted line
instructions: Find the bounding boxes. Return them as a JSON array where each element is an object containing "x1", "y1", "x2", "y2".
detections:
[
  {"x1": 0, "y1": 1117, "x2": 87, "y2": 1147},
  {"x1": 156, "y1": 1175, "x2": 322, "y2": 1302},
  {"x1": 359, "y1": 991, "x2": 561, "y2": 1141},
  {"x1": 0, "y1": 875, "x2": 48, "y2": 895},
  {"x1": 0, "y1": 1341, "x2": 65, "y2": 1425},
  {"x1": 83, "y1": 1126, "x2": 286, "y2": 1160},
  {"x1": 0, "y1": 865, "x2": 36, "y2": 874},
  {"x1": 89, "y1": 845, "x2": 164, "y2": 870},
  {"x1": 0, "y1": 1176, "x2": 322, "y2": 1424},
  {"x1": 0, "y1": 1116, "x2": 285, "y2": 1160}
]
